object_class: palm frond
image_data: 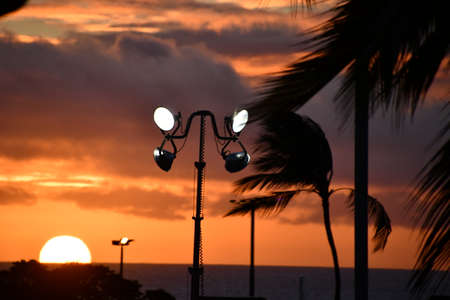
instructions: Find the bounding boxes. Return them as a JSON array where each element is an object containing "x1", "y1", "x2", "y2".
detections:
[
  {"x1": 248, "y1": 50, "x2": 352, "y2": 122},
  {"x1": 346, "y1": 190, "x2": 392, "y2": 252},
  {"x1": 224, "y1": 190, "x2": 307, "y2": 217},
  {"x1": 326, "y1": 1, "x2": 449, "y2": 123},
  {"x1": 249, "y1": 0, "x2": 449, "y2": 125},
  {"x1": 233, "y1": 174, "x2": 311, "y2": 194},
  {"x1": 237, "y1": 112, "x2": 333, "y2": 194},
  {"x1": 408, "y1": 136, "x2": 450, "y2": 295}
]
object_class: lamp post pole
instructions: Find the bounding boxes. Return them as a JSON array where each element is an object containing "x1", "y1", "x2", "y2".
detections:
[
  {"x1": 120, "y1": 244, "x2": 124, "y2": 277},
  {"x1": 153, "y1": 108, "x2": 250, "y2": 300},
  {"x1": 190, "y1": 114, "x2": 206, "y2": 300},
  {"x1": 112, "y1": 237, "x2": 133, "y2": 278}
]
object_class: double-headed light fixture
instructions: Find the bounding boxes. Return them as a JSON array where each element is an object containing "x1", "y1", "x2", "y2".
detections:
[
  {"x1": 153, "y1": 107, "x2": 250, "y2": 300},
  {"x1": 153, "y1": 107, "x2": 250, "y2": 173},
  {"x1": 112, "y1": 237, "x2": 134, "y2": 278}
]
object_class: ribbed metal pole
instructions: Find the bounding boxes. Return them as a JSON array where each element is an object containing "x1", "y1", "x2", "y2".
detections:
[{"x1": 190, "y1": 115, "x2": 206, "y2": 300}]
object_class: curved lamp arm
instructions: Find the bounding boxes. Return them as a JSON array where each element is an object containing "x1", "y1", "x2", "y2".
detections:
[
  {"x1": 220, "y1": 139, "x2": 248, "y2": 159},
  {"x1": 168, "y1": 110, "x2": 237, "y2": 141},
  {"x1": 158, "y1": 135, "x2": 179, "y2": 155}
]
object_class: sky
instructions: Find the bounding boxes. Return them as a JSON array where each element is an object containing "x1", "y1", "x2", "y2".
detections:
[{"x1": 0, "y1": 0, "x2": 448, "y2": 269}]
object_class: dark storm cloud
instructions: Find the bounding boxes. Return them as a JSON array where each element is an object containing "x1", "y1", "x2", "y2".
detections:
[
  {"x1": 31, "y1": 0, "x2": 274, "y2": 16},
  {"x1": 154, "y1": 23, "x2": 300, "y2": 57},
  {"x1": 0, "y1": 24, "x2": 447, "y2": 226},
  {"x1": 0, "y1": 185, "x2": 36, "y2": 205},
  {"x1": 110, "y1": 21, "x2": 183, "y2": 31},
  {"x1": 114, "y1": 33, "x2": 174, "y2": 58},
  {"x1": 0, "y1": 32, "x2": 251, "y2": 177},
  {"x1": 59, "y1": 186, "x2": 191, "y2": 219}
]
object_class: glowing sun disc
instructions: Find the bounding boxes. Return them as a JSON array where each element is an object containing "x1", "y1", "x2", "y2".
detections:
[{"x1": 39, "y1": 235, "x2": 92, "y2": 263}]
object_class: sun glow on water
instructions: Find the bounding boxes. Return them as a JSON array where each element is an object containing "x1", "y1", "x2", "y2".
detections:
[{"x1": 39, "y1": 235, "x2": 92, "y2": 263}]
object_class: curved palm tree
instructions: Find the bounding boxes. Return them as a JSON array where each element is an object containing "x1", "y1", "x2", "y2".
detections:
[
  {"x1": 225, "y1": 111, "x2": 391, "y2": 300},
  {"x1": 247, "y1": 1, "x2": 449, "y2": 297}
]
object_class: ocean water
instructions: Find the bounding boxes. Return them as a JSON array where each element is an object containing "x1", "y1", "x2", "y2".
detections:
[
  {"x1": 105, "y1": 264, "x2": 446, "y2": 300},
  {"x1": 1, "y1": 263, "x2": 448, "y2": 300}
]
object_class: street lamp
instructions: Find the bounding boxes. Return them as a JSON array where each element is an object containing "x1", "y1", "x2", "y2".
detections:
[
  {"x1": 153, "y1": 107, "x2": 250, "y2": 300},
  {"x1": 230, "y1": 199, "x2": 256, "y2": 297},
  {"x1": 112, "y1": 237, "x2": 134, "y2": 278}
]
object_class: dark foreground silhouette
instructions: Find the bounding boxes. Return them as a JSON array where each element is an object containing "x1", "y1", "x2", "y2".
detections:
[
  {"x1": 0, "y1": 260, "x2": 175, "y2": 300},
  {"x1": 0, "y1": 0, "x2": 27, "y2": 17}
]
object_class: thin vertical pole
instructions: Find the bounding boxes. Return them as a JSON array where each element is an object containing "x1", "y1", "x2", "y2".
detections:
[
  {"x1": 299, "y1": 276, "x2": 304, "y2": 300},
  {"x1": 355, "y1": 60, "x2": 369, "y2": 300},
  {"x1": 250, "y1": 205, "x2": 255, "y2": 297},
  {"x1": 120, "y1": 245, "x2": 124, "y2": 278},
  {"x1": 190, "y1": 115, "x2": 206, "y2": 300}
]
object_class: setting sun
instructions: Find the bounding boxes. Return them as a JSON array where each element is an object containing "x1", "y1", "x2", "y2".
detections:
[{"x1": 39, "y1": 235, "x2": 92, "y2": 263}]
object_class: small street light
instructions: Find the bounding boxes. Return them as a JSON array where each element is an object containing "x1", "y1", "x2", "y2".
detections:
[
  {"x1": 153, "y1": 107, "x2": 250, "y2": 300},
  {"x1": 112, "y1": 237, "x2": 134, "y2": 278},
  {"x1": 230, "y1": 199, "x2": 256, "y2": 297}
]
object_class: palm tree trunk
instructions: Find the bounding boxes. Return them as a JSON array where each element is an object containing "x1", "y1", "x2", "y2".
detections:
[
  {"x1": 321, "y1": 193, "x2": 341, "y2": 300},
  {"x1": 355, "y1": 59, "x2": 369, "y2": 300}
]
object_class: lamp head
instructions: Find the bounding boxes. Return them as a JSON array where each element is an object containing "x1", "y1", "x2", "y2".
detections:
[
  {"x1": 232, "y1": 109, "x2": 248, "y2": 134},
  {"x1": 154, "y1": 107, "x2": 176, "y2": 131},
  {"x1": 224, "y1": 151, "x2": 250, "y2": 173},
  {"x1": 154, "y1": 147, "x2": 175, "y2": 172}
]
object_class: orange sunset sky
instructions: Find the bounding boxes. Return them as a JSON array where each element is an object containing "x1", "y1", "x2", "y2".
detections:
[{"x1": 0, "y1": 0, "x2": 448, "y2": 269}]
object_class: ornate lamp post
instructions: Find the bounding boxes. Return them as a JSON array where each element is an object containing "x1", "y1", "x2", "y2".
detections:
[{"x1": 153, "y1": 107, "x2": 250, "y2": 300}]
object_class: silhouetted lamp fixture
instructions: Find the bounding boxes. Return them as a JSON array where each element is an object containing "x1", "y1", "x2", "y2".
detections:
[
  {"x1": 223, "y1": 151, "x2": 251, "y2": 173},
  {"x1": 153, "y1": 107, "x2": 250, "y2": 300},
  {"x1": 153, "y1": 107, "x2": 250, "y2": 173},
  {"x1": 153, "y1": 148, "x2": 176, "y2": 172},
  {"x1": 231, "y1": 109, "x2": 248, "y2": 133},
  {"x1": 112, "y1": 237, "x2": 134, "y2": 278},
  {"x1": 154, "y1": 107, "x2": 176, "y2": 131}
]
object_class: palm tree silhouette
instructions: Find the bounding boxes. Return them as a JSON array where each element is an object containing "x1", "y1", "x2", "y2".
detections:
[
  {"x1": 247, "y1": 1, "x2": 448, "y2": 297},
  {"x1": 0, "y1": 0, "x2": 27, "y2": 17},
  {"x1": 408, "y1": 112, "x2": 449, "y2": 296},
  {"x1": 225, "y1": 112, "x2": 392, "y2": 300}
]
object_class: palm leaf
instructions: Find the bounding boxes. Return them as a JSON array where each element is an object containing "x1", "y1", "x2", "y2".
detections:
[
  {"x1": 233, "y1": 174, "x2": 311, "y2": 194},
  {"x1": 248, "y1": 0, "x2": 449, "y2": 124},
  {"x1": 346, "y1": 190, "x2": 392, "y2": 252},
  {"x1": 408, "y1": 136, "x2": 449, "y2": 295},
  {"x1": 225, "y1": 190, "x2": 307, "y2": 217},
  {"x1": 249, "y1": 47, "x2": 352, "y2": 122},
  {"x1": 238, "y1": 112, "x2": 333, "y2": 194}
]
